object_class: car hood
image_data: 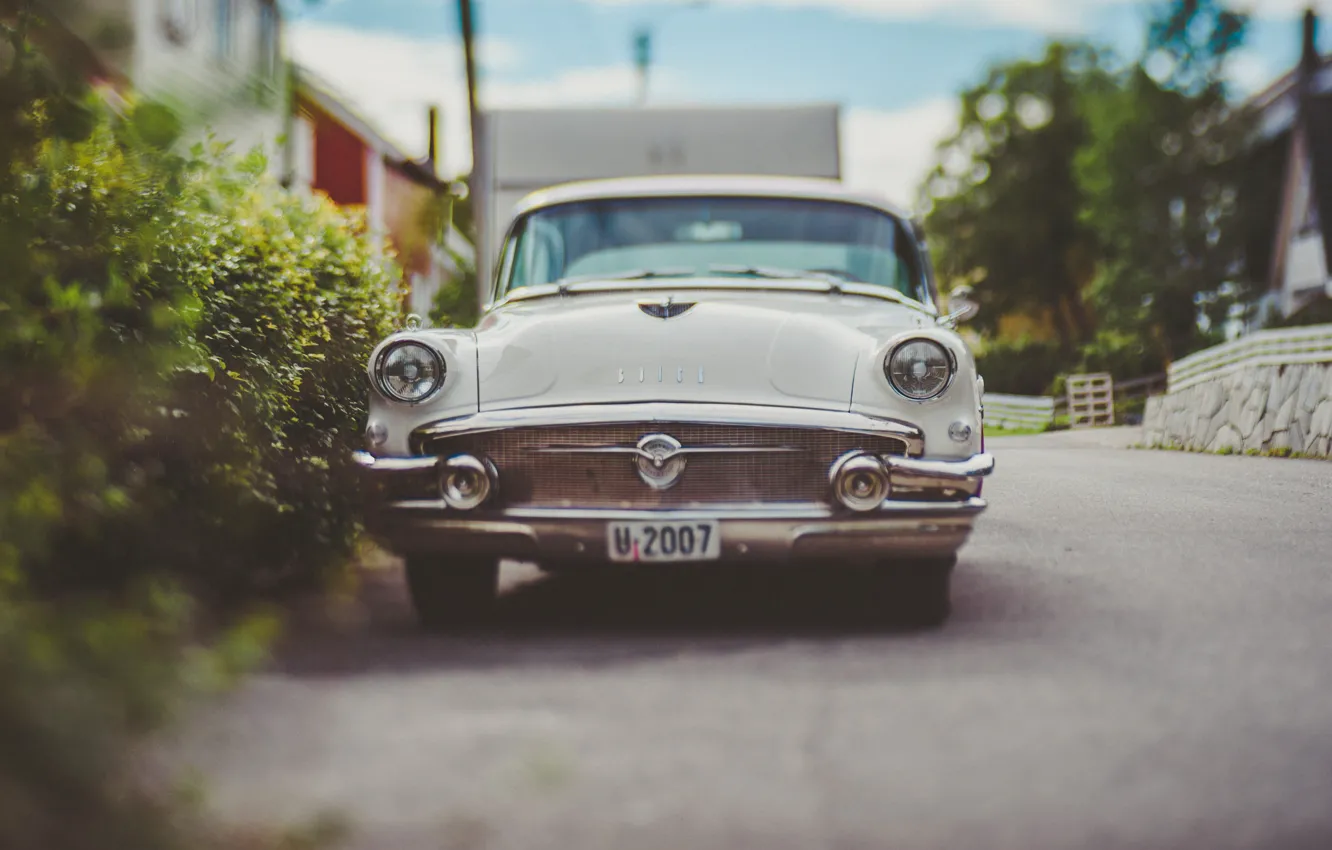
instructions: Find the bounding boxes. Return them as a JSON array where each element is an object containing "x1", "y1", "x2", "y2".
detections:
[{"x1": 473, "y1": 285, "x2": 937, "y2": 412}]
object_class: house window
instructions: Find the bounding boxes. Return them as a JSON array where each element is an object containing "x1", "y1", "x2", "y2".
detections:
[
  {"x1": 259, "y1": 2, "x2": 278, "y2": 79},
  {"x1": 215, "y1": 0, "x2": 234, "y2": 63},
  {"x1": 159, "y1": 0, "x2": 200, "y2": 46}
]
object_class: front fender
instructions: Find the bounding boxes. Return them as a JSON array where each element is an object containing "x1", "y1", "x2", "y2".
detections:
[
  {"x1": 365, "y1": 329, "x2": 479, "y2": 456},
  {"x1": 849, "y1": 328, "x2": 983, "y2": 460}
]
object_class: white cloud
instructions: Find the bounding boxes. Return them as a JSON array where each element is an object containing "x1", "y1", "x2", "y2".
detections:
[
  {"x1": 589, "y1": 0, "x2": 1117, "y2": 32},
  {"x1": 841, "y1": 98, "x2": 958, "y2": 210},
  {"x1": 289, "y1": 21, "x2": 957, "y2": 211},
  {"x1": 286, "y1": 23, "x2": 678, "y2": 177},
  {"x1": 587, "y1": 0, "x2": 1332, "y2": 31}
]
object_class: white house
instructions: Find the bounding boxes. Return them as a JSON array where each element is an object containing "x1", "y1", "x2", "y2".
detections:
[
  {"x1": 52, "y1": 0, "x2": 287, "y2": 167},
  {"x1": 1248, "y1": 9, "x2": 1332, "y2": 323}
]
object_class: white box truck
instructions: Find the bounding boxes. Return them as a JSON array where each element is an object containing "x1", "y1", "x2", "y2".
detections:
[{"x1": 471, "y1": 104, "x2": 843, "y2": 302}]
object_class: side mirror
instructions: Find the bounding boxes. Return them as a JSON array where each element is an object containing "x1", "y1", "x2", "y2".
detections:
[{"x1": 940, "y1": 284, "x2": 979, "y2": 327}]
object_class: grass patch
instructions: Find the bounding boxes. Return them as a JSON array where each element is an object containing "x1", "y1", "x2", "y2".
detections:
[
  {"x1": 1133, "y1": 443, "x2": 1329, "y2": 460},
  {"x1": 984, "y1": 425, "x2": 1049, "y2": 437}
]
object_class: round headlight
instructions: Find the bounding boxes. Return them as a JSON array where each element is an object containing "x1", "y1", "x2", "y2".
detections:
[
  {"x1": 376, "y1": 341, "x2": 445, "y2": 403},
  {"x1": 885, "y1": 339, "x2": 954, "y2": 401}
]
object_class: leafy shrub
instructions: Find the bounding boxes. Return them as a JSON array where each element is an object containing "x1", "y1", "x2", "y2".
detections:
[
  {"x1": 1, "y1": 11, "x2": 391, "y2": 848},
  {"x1": 975, "y1": 338, "x2": 1064, "y2": 396},
  {"x1": 1074, "y1": 329, "x2": 1165, "y2": 384},
  {"x1": 0, "y1": 582, "x2": 279, "y2": 850},
  {"x1": 976, "y1": 331, "x2": 1166, "y2": 398},
  {"x1": 0, "y1": 117, "x2": 210, "y2": 594},
  {"x1": 134, "y1": 144, "x2": 399, "y2": 597},
  {"x1": 2, "y1": 122, "x2": 397, "y2": 600},
  {"x1": 428, "y1": 250, "x2": 479, "y2": 328}
]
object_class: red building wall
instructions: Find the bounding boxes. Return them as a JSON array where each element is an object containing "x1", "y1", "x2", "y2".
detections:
[{"x1": 311, "y1": 110, "x2": 367, "y2": 206}]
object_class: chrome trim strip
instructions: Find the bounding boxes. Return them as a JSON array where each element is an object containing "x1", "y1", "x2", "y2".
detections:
[
  {"x1": 886, "y1": 453, "x2": 994, "y2": 481},
  {"x1": 411, "y1": 403, "x2": 925, "y2": 455},
  {"x1": 375, "y1": 498, "x2": 986, "y2": 521},
  {"x1": 535, "y1": 445, "x2": 801, "y2": 458},
  {"x1": 351, "y1": 451, "x2": 440, "y2": 473}
]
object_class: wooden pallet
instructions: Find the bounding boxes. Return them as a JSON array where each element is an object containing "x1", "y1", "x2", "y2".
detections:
[{"x1": 1066, "y1": 372, "x2": 1115, "y2": 429}]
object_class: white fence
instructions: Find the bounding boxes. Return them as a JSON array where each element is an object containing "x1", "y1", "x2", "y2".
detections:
[
  {"x1": 983, "y1": 393, "x2": 1055, "y2": 431},
  {"x1": 1169, "y1": 324, "x2": 1332, "y2": 392}
]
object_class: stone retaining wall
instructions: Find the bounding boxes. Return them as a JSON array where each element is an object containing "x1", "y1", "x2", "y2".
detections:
[{"x1": 1143, "y1": 362, "x2": 1332, "y2": 456}]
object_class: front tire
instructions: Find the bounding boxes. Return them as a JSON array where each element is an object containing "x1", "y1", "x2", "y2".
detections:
[
  {"x1": 879, "y1": 555, "x2": 956, "y2": 629},
  {"x1": 404, "y1": 556, "x2": 499, "y2": 631}
]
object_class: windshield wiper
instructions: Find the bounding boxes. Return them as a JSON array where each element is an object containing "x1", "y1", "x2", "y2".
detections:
[
  {"x1": 709, "y1": 264, "x2": 929, "y2": 310},
  {"x1": 707, "y1": 264, "x2": 844, "y2": 291},
  {"x1": 554, "y1": 267, "x2": 696, "y2": 292}
]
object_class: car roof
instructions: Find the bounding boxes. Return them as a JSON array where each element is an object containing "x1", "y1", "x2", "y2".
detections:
[{"x1": 511, "y1": 175, "x2": 916, "y2": 221}]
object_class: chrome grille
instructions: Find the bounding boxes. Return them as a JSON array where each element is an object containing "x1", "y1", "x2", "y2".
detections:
[{"x1": 423, "y1": 423, "x2": 908, "y2": 508}]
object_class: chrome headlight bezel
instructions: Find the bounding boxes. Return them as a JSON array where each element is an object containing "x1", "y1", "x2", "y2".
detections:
[
  {"x1": 884, "y1": 338, "x2": 956, "y2": 402},
  {"x1": 373, "y1": 340, "x2": 447, "y2": 404}
]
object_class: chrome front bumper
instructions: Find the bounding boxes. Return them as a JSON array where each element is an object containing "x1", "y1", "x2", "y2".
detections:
[{"x1": 353, "y1": 449, "x2": 995, "y2": 563}]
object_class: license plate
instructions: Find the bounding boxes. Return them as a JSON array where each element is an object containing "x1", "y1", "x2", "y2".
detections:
[{"x1": 607, "y1": 520, "x2": 721, "y2": 563}]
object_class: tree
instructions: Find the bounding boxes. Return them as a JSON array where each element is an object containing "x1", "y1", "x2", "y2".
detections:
[
  {"x1": 923, "y1": 42, "x2": 1107, "y2": 353},
  {"x1": 1077, "y1": 0, "x2": 1252, "y2": 362}
]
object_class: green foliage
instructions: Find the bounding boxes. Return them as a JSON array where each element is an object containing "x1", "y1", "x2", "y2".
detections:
[
  {"x1": 428, "y1": 252, "x2": 480, "y2": 328},
  {"x1": 1077, "y1": 0, "x2": 1253, "y2": 362},
  {"x1": 924, "y1": 42, "x2": 1106, "y2": 351},
  {"x1": 149, "y1": 143, "x2": 399, "y2": 596},
  {"x1": 0, "y1": 11, "x2": 391, "y2": 848},
  {"x1": 450, "y1": 173, "x2": 475, "y2": 241},
  {"x1": 0, "y1": 583, "x2": 281, "y2": 850},
  {"x1": 976, "y1": 330, "x2": 1164, "y2": 397},
  {"x1": 975, "y1": 338, "x2": 1065, "y2": 396},
  {"x1": 0, "y1": 112, "x2": 212, "y2": 594},
  {"x1": 925, "y1": 0, "x2": 1263, "y2": 367},
  {"x1": 1075, "y1": 329, "x2": 1166, "y2": 382},
  {"x1": 2, "y1": 109, "x2": 397, "y2": 598}
]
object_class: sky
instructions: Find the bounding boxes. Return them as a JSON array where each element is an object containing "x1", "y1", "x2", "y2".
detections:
[{"x1": 282, "y1": 0, "x2": 1328, "y2": 206}]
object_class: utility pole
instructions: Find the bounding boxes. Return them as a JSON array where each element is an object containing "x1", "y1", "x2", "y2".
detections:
[
  {"x1": 633, "y1": 27, "x2": 651, "y2": 106},
  {"x1": 458, "y1": 0, "x2": 487, "y2": 309},
  {"x1": 632, "y1": 2, "x2": 707, "y2": 107}
]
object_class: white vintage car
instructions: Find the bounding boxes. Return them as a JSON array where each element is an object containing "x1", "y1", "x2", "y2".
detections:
[{"x1": 354, "y1": 175, "x2": 993, "y2": 629}]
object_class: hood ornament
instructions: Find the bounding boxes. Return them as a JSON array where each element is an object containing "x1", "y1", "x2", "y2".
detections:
[
  {"x1": 638, "y1": 296, "x2": 696, "y2": 320},
  {"x1": 635, "y1": 434, "x2": 687, "y2": 489}
]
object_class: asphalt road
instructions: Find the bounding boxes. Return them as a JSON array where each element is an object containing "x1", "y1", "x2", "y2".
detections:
[{"x1": 167, "y1": 431, "x2": 1332, "y2": 850}]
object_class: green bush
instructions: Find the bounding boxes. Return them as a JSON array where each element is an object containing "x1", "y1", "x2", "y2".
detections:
[
  {"x1": 133, "y1": 143, "x2": 399, "y2": 597},
  {"x1": 0, "y1": 583, "x2": 280, "y2": 850},
  {"x1": 1074, "y1": 329, "x2": 1165, "y2": 384},
  {"x1": 1, "y1": 10, "x2": 395, "y2": 847},
  {"x1": 975, "y1": 338, "x2": 1064, "y2": 396},
  {"x1": 428, "y1": 251, "x2": 479, "y2": 328},
  {"x1": 975, "y1": 331, "x2": 1166, "y2": 399},
  {"x1": 2, "y1": 117, "x2": 397, "y2": 600},
  {"x1": 0, "y1": 116, "x2": 209, "y2": 593}
]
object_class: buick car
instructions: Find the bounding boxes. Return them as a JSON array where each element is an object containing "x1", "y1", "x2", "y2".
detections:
[{"x1": 354, "y1": 175, "x2": 994, "y2": 630}]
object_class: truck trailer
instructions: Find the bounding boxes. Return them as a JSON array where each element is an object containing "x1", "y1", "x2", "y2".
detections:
[{"x1": 470, "y1": 104, "x2": 843, "y2": 302}]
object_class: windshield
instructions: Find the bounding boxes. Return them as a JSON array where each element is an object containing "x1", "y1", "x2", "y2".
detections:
[{"x1": 496, "y1": 195, "x2": 927, "y2": 301}]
